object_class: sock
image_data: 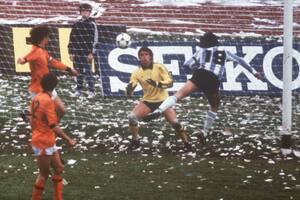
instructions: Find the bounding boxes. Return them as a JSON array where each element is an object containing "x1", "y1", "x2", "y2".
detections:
[
  {"x1": 158, "y1": 96, "x2": 177, "y2": 112},
  {"x1": 178, "y1": 130, "x2": 189, "y2": 144},
  {"x1": 173, "y1": 123, "x2": 189, "y2": 144},
  {"x1": 203, "y1": 111, "x2": 217, "y2": 135},
  {"x1": 52, "y1": 175, "x2": 63, "y2": 200},
  {"x1": 129, "y1": 124, "x2": 139, "y2": 141},
  {"x1": 32, "y1": 177, "x2": 45, "y2": 200}
]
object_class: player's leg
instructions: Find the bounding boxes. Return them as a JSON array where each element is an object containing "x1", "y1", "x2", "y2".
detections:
[
  {"x1": 188, "y1": 69, "x2": 220, "y2": 144},
  {"x1": 51, "y1": 150, "x2": 64, "y2": 200},
  {"x1": 161, "y1": 80, "x2": 198, "y2": 112},
  {"x1": 143, "y1": 80, "x2": 199, "y2": 122},
  {"x1": 198, "y1": 70, "x2": 221, "y2": 139},
  {"x1": 164, "y1": 108, "x2": 191, "y2": 150},
  {"x1": 202, "y1": 91, "x2": 221, "y2": 135},
  {"x1": 84, "y1": 61, "x2": 95, "y2": 96},
  {"x1": 73, "y1": 55, "x2": 84, "y2": 96},
  {"x1": 128, "y1": 101, "x2": 151, "y2": 148},
  {"x1": 32, "y1": 154, "x2": 51, "y2": 200},
  {"x1": 174, "y1": 80, "x2": 199, "y2": 101}
]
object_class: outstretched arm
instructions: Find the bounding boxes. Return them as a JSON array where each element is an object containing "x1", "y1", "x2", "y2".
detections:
[
  {"x1": 49, "y1": 57, "x2": 78, "y2": 76},
  {"x1": 226, "y1": 51, "x2": 262, "y2": 79}
]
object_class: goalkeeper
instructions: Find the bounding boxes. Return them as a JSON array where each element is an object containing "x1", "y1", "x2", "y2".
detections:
[
  {"x1": 30, "y1": 73, "x2": 76, "y2": 200},
  {"x1": 17, "y1": 24, "x2": 78, "y2": 120},
  {"x1": 126, "y1": 46, "x2": 191, "y2": 151},
  {"x1": 144, "y1": 32, "x2": 262, "y2": 145}
]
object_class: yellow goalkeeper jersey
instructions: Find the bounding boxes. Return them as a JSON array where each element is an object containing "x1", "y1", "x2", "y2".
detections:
[{"x1": 129, "y1": 63, "x2": 173, "y2": 102}]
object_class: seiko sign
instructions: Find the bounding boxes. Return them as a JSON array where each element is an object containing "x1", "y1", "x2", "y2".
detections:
[{"x1": 98, "y1": 40, "x2": 300, "y2": 96}]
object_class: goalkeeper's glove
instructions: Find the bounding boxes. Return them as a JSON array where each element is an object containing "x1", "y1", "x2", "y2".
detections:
[
  {"x1": 146, "y1": 79, "x2": 173, "y2": 89},
  {"x1": 146, "y1": 79, "x2": 161, "y2": 88},
  {"x1": 125, "y1": 83, "x2": 136, "y2": 97}
]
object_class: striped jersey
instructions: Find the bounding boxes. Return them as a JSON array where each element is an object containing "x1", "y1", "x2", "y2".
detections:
[{"x1": 184, "y1": 47, "x2": 257, "y2": 78}]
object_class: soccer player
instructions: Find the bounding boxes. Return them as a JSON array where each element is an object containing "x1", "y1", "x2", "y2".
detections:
[
  {"x1": 126, "y1": 46, "x2": 191, "y2": 150},
  {"x1": 144, "y1": 32, "x2": 262, "y2": 144},
  {"x1": 17, "y1": 24, "x2": 78, "y2": 120},
  {"x1": 30, "y1": 73, "x2": 76, "y2": 200},
  {"x1": 68, "y1": 3, "x2": 98, "y2": 98}
]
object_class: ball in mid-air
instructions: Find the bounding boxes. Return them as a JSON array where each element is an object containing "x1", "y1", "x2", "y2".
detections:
[{"x1": 116, "y1": 32, "x2": 131, "y2": 49}]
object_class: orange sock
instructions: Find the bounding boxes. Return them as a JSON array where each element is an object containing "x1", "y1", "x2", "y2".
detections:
[
  {"x1": 32, "y1": 178, "x2": 45, "y2": 200},
  {"x1": 52, "y1": 175, "x2": 63, "y2": 200}
]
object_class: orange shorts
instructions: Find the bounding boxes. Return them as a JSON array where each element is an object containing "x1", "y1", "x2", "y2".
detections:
[{"x1": 32, "y1": 144, "x2": 58, "y2": 156}]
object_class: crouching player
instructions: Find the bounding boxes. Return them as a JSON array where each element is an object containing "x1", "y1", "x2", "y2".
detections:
[
  {"x1": 126, "y1": 46, "x2": 191, "y2": 151},
  {"x1": 30, "y1": 73, "x2": 76, "y2": 200}
]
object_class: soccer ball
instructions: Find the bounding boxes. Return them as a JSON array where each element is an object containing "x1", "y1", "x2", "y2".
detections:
[{"x1": 116, "y1": 32, "x2": 131, "y2": 49}]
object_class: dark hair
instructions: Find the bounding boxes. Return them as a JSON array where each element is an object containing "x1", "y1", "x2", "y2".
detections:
[
  {"x1": 29, "y1": 25, "x2": 49, "y2": 46},
  {"x1": 138, "y1": 46, "x2": 153, "y2": 59},
  {"x1": 79, "y1": 3, "x2": 92, "y2": 12},
  {"x1": 41, "y1": 73, "x2": 58, "y2": 92},
  {"x1": 199, "y1": 32, "x2": 219, "y2": 48}
]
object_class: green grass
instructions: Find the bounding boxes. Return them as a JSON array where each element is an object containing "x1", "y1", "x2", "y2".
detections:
[
  {"x1": 0, "y1": 75, "x2": 300, "y2": 200},
  {"x1": 0, "y1": 150, "x2": 300, "y2": 200}
]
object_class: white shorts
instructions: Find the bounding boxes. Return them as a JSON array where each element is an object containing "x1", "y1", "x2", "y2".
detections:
[
  {"x1": 30, "y1": 89, "x2": 58, "y2": 100},
  {"x1": 32, "y1": 144, "x2": 58, "y2": 156}
]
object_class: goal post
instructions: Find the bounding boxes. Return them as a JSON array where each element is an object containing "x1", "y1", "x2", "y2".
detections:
[{"x1": 281, "y1": 0, "x2": 293, "y2": 154}]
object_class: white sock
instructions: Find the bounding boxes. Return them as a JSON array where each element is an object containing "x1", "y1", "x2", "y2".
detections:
[
  {"x1": 158, "y1": 96, "x2": 177, "y2": 112},
  {"x1": 203, "y1": 111, "x2": 217, "y2": 133},
  {"x1": 281, "y1": 148, "x2": 292, "y2": 156}
]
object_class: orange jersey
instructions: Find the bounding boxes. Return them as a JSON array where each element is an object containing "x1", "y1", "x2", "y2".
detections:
[
  {"x1": 30, "y1": 92, "x2": 58, "y2": 148},
  {"x1": 24, "y1": 45, "x2": 67, "y2": 94}
]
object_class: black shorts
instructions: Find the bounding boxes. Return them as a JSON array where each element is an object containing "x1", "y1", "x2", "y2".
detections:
[
  {"x1": 142, "y1": 101, "x2": 163, "y2": 112},
  {"x1": 189, "y1": 69, "x2": 220, "y2": 95}
]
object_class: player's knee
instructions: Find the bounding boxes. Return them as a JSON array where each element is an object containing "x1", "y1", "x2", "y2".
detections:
[
  {"x1": 128, "y1": 113, "x2": 139, "y2": 126},
  {"x1": 55, "y1": 164, "x2": 64, "y2": 175}
]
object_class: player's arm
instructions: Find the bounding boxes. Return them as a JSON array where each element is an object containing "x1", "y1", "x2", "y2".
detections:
[
  {"x1": 146, "y1": 65, "x2": 173, "y2": 89},
  {"x1": 126, "y1": 72, "x2": 138, "y2": 97},
  {"x1": 52, "y1": 126, "x2": 76, "y2": 147},
  {"x1": 183, "y1": 49, "x2": 202, "y2": 70},
  {"x1": 46, "y1": 101, "x2": 76, "y2": 147},
  {"x1": 157, "y1": 65, "x2": 173, "y2": 89},
  {"x1": 91, "y1": 20, "x2": 98, "y2": 55},
  {"x1": 17, "y1": 47, "x2": 38, "y2": 64},
  {"x1": 87, "y1": 21, "x2": 97, "y2": 55},
  {"x1": 226, "y1": 50, "x2": 262, "y2": 79},
  {"x1": 49, "y1": 57, "x2": 78, "y2": 76}
]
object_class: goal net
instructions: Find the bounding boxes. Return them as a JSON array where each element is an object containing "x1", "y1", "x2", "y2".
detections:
[{"x1": 0, "y1": 0, "x2": 299, "y2": 154}]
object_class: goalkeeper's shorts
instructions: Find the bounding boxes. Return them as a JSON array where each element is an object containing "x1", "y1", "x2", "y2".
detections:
[
  {"x1": 32, "y1": 144, "x2": 58, "y2": 156},
  {"x1": 30, "y1": 89, "x2": 58, "y2": 100},
  {"x1": 142, "y1": 101, "x2": 163, "y2": 112},
  {"x1": 189, "y1": 69, "x2": 220, "y2": 95}
]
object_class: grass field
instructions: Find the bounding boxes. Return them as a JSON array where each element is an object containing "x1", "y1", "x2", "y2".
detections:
[{"x1": 1, "y1": 75, "x2": 300, "y2": 200}]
